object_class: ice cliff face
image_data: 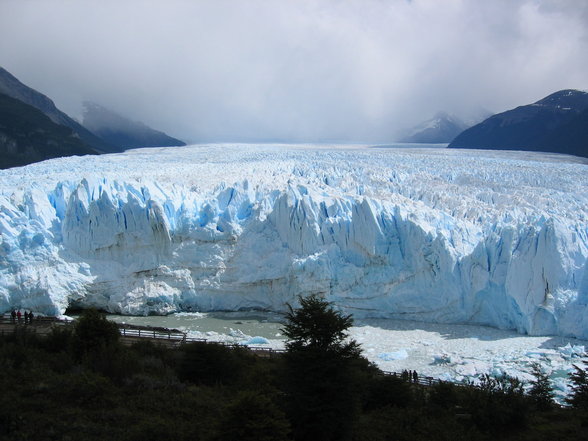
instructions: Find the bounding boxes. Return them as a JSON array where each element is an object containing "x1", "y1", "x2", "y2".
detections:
[{"x1": 1, "y1": 144, "x2": 587, "y2": 338}]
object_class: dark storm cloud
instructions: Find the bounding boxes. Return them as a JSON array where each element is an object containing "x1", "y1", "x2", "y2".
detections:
[{"x1": 0, "y1": 0, "x2": 587, "y2": 143}]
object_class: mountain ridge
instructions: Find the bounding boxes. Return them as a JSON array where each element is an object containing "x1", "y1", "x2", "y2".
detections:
[
  {"x1": 0, "y1": 67, "x2": 118, "y2": 153},
  {"x1": 82, "y1": 101, "x2": 186, "y2": 149},
  {"x1": 0, "y1": 92, "x2": 98, "y2": 169},
  {"x1": 399, "y1": 111, "x2": 469, "y2": 143},
  {"x1": 448, "y1": 89, "x2": 588, "y2": 157}
]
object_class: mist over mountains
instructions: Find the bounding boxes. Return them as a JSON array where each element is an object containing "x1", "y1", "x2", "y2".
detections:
[
  {"x1": 1, "y1": 61, "x2": 587, "y2": 170},
  {"x1": 399, "y1": 112, "x2": 470, "y2": 144},
  {"x1": 82, "y1": 102, "x2": 186, "y2": 150},
  {"x1": 0, "y1": 67, "x2": 185, "y2": 168},
  {"x1": 0, "y1": 67, "x2": 114, "y2": 153},
  {"x1": 0, "y1": 92, "x2": 98, "y2": 169}
]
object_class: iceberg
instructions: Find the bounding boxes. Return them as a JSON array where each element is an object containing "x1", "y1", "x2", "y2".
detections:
[
  {"x1": 0, "y1": 144, "x2": 587, "y2": 338},
  {"x1": 378, "y1": 350, "x2": 409, "y2": 361}
]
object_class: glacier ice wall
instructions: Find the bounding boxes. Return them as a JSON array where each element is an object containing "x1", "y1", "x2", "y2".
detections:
[{"x1": 1, "y1": 144, "x2": 587, "y2": 338}]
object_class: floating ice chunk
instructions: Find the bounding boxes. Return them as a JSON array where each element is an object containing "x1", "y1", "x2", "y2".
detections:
[
  {"x1": 378, "y1": 350, "x2": 409, "y2": 361},
  {"x1": 437, "y1": 372, "x2": 458, "y2": 383},
  {"x1": 526, "y1": 350, "x2": 549, "y2": 359},
  {"x1": 456, "y1": 360, "x2": 491, "y2": 376},
  {"x1": 229, "y1": 328, "x2": 247, "y2": 338},
  {"x1": 242, "y1": 336, "x2": 270, "y2": 345},
  {"x1": 432, "y1": 353, "x2": 452, "y2": 364},
  {"x1": 558, "y1": 343, "x2": 586, "y2": 359}
]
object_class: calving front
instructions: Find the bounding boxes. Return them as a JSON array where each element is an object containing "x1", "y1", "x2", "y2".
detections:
[{"x1": 0, "y1": 144, "x2": 586, "y2": 338}]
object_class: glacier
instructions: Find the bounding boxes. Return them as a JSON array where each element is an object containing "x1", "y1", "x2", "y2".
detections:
[{"x1": 1, "y1": 143, "x2": 587, "y2": 338}]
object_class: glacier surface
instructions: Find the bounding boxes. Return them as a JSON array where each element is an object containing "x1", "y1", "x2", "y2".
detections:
[{"x1": 1, "y1": 144, "x2": 587, "y2": 338}]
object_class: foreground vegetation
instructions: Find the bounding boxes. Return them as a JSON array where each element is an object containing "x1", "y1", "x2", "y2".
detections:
[{"x1": 1, "y1": 302, "x2": 588, "y2": 441}]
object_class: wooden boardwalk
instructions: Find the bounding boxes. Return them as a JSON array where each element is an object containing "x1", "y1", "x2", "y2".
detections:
[
  {"x1": 0, "y1": 314, "x2": 444, "y2": 385},
  {"x1": 0, "y1": 314, "x2": 285, "y2": 356}
]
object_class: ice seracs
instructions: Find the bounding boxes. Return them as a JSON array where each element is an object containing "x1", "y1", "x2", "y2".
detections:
[{"x1": 0, "y1": 144, "x2": 587, "y2": 338}]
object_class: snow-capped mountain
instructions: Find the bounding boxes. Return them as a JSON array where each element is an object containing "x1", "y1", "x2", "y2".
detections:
[
  {"x1": 399, "y1": 112, "x2": 469, "y2": 143},
  {"x1": 1, "y1": 144, "x2": 587, "y2": 338}
]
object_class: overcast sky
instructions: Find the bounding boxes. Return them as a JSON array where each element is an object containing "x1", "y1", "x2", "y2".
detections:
[{"x1": 1, "y1": 0, "x2": 587, "y2": 143}]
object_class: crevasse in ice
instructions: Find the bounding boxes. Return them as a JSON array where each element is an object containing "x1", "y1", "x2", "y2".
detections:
[{"x1": 1, "y1": 144, "x2": 587, "y2": 338}]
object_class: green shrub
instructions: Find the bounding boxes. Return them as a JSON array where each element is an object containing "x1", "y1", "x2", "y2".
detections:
[{"x1": 179, "y1": 342, "x2": 253, "y2": 386}]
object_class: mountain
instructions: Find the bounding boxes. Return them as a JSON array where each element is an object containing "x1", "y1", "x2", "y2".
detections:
[
  {"x1": 1, "y1": 144, "x2": 586, "y2": 340},
  {"x1": 399, "y1": 112, "x2": 469, "y2": 143},
  {"x1": 0, "y1": 67, "x2": 117, "y2": 153},
  {"x1": 448, "y1": 89, "x2": 588, "y2": 157},
  {"x1": 0, "y1": 92, "x2": 99, "y2": 169},
  {"x1": 82, "y1": 101, "x2": 186, "y2": 149}
]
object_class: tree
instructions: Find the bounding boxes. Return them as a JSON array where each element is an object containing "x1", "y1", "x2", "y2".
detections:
[
  {"x1": 528, "y1": 362, "x2": 555, "y2": 410},
  {"x1": 566, "y1": 356, "x2": 588, "y2": 409},
  {"x1": 466, "y1": 373, "x2": 529, "y2": 433},
  {"x1": 214, "y1": 391, "x2": 291, "y2": 441},
  {"x1": 179, "y1": 341, "x2": 253, "y2": 386},
  {"x1": 282, "y1": 293, "x2": 361, "y2": 357},
  {"x1": 72, "y1": 308, "x2": 120, "y2": 356},
  {"x1": 282, "y1": 294, "x2": 367, "y2": 441}
]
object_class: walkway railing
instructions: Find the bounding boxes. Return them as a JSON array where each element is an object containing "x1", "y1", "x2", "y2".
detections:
[
  {"x1": 0, "y1": 314, "x2": 286, "y2": 355},
  {"x1": 381, "y1": 370, "x2": 443, "y2": 387},
  {"x1": 0, "y1": 314, "x2": 448, "y2": 384}
]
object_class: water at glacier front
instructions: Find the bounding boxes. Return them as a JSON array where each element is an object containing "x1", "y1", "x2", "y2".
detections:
[{"x1": 104, "y1": 311, "x2": 587, "y2": 402}]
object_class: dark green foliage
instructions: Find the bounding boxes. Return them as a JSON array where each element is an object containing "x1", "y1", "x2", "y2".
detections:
[
  {"x1": 42, "y1": 325, "x2": 74, "y2": 353},
  {"x1": 428, "y1": 380, "x2": 459, "y2": 410},
  {"x1": 465, "y1": 373, "x2": 530, "y2": 434},
  {"x1": 528, "y1": 362, "x2": 555, "y2": 411},
  {"x1": 282, "y1": 294, "x2": 367, "y2": 441},
  {"x1": 72, "y1": 308, "x2": 120, "y2": 356},
  {"x1": 2, "y1": 310, "x2": 588, "y2": 441},
  {"x1": 283, "y1": 294, "x2": 360, "y2": 357},
  {"x1": 284, "y1": 348, "x2": 365, "y2": 441},
  {"x1": 214, "y1": 391, "x2": 291, "y2": 441},
  {"x1": 566, "y1": 356, "x2": 588, "y2": 409},
  {"x1": 179, "y1": 341, "x2": 254, "y2": 386},
  {"x1": 364, "y1": 374, "x2": 413, "y2": 410}
]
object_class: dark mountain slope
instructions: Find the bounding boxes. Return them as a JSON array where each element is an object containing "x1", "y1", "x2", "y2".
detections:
[
  {"x1": 83, "y1": 102, "x2": 186, "y2": 149},
  {"x1": 539, "y1": 108, "x2": 588, "y2": 157},
  {"x1": 0, "y1": 92, "x2": 98, "y2": 169},
  {"x1": 0, "y1": 67, "x2": 118, "y2": 153},
  {"x1": 448, "y1": 90, "x2": 588, "y2": 158}
]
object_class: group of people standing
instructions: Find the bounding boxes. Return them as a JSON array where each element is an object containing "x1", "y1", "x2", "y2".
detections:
[
  {"x1": 401, "y1": 369, "x2": 419, "y2": 383},
  {"x1": 10, "y1": 309, "x2": 34, "y2": 323}
]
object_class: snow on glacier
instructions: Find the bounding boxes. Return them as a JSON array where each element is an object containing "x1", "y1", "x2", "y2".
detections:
[{"x1": 0, "y1": 144, "x2": 587, "y2": 338}]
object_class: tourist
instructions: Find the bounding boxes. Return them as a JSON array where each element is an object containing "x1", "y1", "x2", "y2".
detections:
[
  {"x1": 10, "y1": 309, "x2": 16, "y2": 323},
  {"x1": 29, "y1": 311, "x2": 34, "y2": 323},
  {"x1": 24, "y1": 311, "x2": 29, "y2": 323},
  {"x1": 16, "y1": 310, "x2": 22, "y2": 322}
]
